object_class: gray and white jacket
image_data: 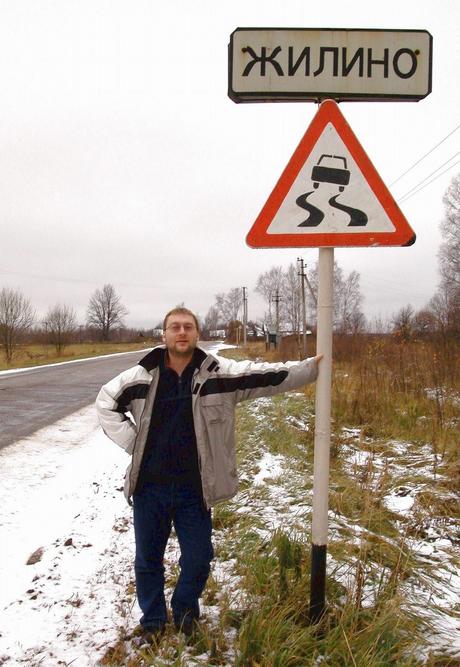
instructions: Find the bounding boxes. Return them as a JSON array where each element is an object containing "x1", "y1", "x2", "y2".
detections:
[{"x1": 96, "y1": 346, "x2": 318, "y2": 508}]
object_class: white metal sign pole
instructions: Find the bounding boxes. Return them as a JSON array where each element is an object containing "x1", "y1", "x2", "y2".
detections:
[{"x1": 309, "y1": 246, "x2": 334, "y2": 624}]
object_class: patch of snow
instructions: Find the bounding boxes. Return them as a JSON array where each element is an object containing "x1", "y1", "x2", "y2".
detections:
[
  {"x1": 285, "y1": 415, "x2": 309, "y2": 431},
  {"x1": 383, "y1": 486, "x2": 417, "y2": 514},
  {"x1": 204, "y1": 342, "x2": 237, "y2": 358},
  {"x1": 248, "y1": 396, "x2": 275, "y2": 411},
  {"x1": 253, "y1": 452, "x2": 285, "y2": 486},
  {"x1": 424, "y1": 387, "x2": 460, "y2": 407},
  {"x1": 340, "y1": 443, "x2": 377, "y2": 469},
  {"x1": 341, "y1": 427, "x2": 362, "y2": 439}
]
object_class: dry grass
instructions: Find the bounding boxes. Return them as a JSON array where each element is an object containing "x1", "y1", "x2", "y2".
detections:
[
  {"x1": 215, "y1": 338, "x2": 459, "y2": 661},
  {"x1": 239, "y1": 334, "x2": 459, "y2": 466},
  {"x1": 99, "y1": 338, "x2": 458, "y2": 665},
  {"x1": 0, "y1": 341, "x2": 152, "y2": 371}
]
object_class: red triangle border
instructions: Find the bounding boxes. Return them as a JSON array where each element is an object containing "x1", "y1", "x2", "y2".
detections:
[{"x1": 246, "y1": 100, "x2": 416, "y2": 248}]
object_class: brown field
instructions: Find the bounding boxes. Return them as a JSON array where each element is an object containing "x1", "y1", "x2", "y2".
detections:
[{"x1": 0, "y1": 341, "x2": 153, "y2": 372}]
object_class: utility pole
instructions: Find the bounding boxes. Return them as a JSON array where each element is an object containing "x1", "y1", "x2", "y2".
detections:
[
  {"x1": 242, "y1": 286, "x2": 248, "y2": 347},
  {"x1": 270, "y1": 290, "x2": 281, "y2": 335},
  {"x1": 297, "y1": 257, "x2": 307, "y2": 356}
]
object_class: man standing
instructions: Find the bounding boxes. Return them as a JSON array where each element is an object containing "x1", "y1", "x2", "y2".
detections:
[{"x1": 96, "y1": 307, "x2": 322, "y2": 643}]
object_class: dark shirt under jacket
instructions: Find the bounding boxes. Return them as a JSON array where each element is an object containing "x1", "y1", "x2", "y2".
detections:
[{"x1": 136, "y1": 349, "x2": 202, "y2": 492}]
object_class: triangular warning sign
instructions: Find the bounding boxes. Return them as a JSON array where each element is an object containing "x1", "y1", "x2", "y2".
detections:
[{"x1": 246, "y1": 100, "x2": 415, "y2": 248}]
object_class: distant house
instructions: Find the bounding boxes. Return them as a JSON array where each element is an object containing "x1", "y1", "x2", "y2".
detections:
[
  {"x1": 247, "y1": 326, "x2": 264, "y2": 338},
  {"x1": 152, "y1": 328, "x2": 163, "y2": 339},
  {"x1": 209, "y1": 329, "x2": 226, "y2": 339}
]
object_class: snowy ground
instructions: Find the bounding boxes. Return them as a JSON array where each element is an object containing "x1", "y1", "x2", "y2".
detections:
[
  {"x1": 0, "y1": 405, "x2": 137, "y2": 666},
  {"x1": 1, "y1": 348, "x2": 459, "y2": 666},
  {"x1": 240, "y1": 394, "x2": 460, "y2": 659},
  {"x1": 0, "y1": 342, "x2": 237, "y2": 667}
]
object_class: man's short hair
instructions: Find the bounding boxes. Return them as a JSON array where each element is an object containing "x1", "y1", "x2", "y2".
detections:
[{"x1": 163, "y1": 307, "x2": 200, "y2": 332}]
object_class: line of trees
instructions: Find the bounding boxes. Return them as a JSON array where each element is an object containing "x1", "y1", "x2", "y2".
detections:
[
  {"x1": 0, "y1": 283, "x2": 129, "y2": 362},
  {"x1": 203, "y1": 259, "x2": 365, "y2": 341}
]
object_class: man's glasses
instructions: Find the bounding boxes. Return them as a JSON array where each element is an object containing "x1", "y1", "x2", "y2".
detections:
[{"x1": 165, "y1": 323, "x2": 196, "y2": 333}]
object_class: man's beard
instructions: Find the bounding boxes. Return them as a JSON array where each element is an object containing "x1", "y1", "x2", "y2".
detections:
[{"x1": 169, "y1": 340, "x2": 196, "y2": 356}]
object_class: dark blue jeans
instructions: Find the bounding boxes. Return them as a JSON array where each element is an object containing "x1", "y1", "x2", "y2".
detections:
[{"x1": 133, "y1": 481, "x2": 213, "y2": 630}]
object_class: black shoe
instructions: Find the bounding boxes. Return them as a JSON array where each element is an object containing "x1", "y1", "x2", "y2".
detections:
[
  {"x1": 174, "y1": 616, "x2": 198, "y2": 638},
  {"x1": 132, "y1": 623, "x2": 166, "y2": 646}
]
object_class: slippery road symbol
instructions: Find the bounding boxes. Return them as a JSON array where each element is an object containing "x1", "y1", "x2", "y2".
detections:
[{"x1": 296, "y1": 154, "x2": 368, "y2": 228}]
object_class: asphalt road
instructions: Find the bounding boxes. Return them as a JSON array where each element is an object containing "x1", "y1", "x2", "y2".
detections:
[{"x1": 0, "y1": 349, "x2": 150, "y2": 450}]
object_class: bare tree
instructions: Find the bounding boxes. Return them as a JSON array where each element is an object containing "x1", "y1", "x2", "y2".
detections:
[
  {"x1": 204, "y1": 305, "x2": 220, "y2": 333},
  {"x1": 336, "y1": 270, "x2": 365, "y2": 334},
  {"x1": 436, "y1": 174, "x2": 460, "y2": 334},
  {"x1": 44, "y1": 304, "x2": 77, "y2": 355},
  {"x1": 392, "y1": 304, "x2": 415, "y2": 341},
  {"x1": 255, "y1": 266, "x2": 284, "y2": 327},
  {"x1": 305, "y1": 261, "x2": 365, "y2": 333},
  {"x1": 280, "y1": 263, "x2": 302, "y2": 334},
  {"x1": 367, "y1": 315, "x2": 391, "y2": 334},
  {"x1": 87, "y1": 284, "x2": 128, "y2": 341},
  {"x1": 428, "y1": 283, "x2": 460, "y2": 338},
  {"x1": 255, "y1": 266, "x2": 284, "y2": 328},
  {"x1": 440, "y1": 175, "x2": 460, "y2": 290},
  {"x1": 0, "y1": 287, "x2": 35, "y2": 362},
  {"x1": 412, "y1": 308, "x2": 438, "y2": 337},
  {"x1": 215, "y1": 288, "x2": 243, "y2": 326}
]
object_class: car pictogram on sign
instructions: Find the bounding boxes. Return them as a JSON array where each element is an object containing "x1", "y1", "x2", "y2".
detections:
[{"x1": 312, "y1": 154, "x2": 350, "y2": 192}]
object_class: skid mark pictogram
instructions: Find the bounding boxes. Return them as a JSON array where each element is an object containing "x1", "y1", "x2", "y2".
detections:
[
  {"x1": 295, "y1": 192, "x2": 324, "y2": 227},
  {"x1": 328, "y1": 194, "x2": 368, "y2": 226}
]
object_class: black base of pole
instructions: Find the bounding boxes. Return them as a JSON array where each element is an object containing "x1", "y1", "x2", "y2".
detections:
[{"x1": 309, "y1": 543, "x2": 327, "y2": 624}]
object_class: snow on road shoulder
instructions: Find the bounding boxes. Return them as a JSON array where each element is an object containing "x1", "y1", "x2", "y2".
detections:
[
  {"x1": 0, "y1": 405, "x2": 137, "y2": 667},
  {"x1": 0, "y1": 342, "x2": 238, "y2": 666}
]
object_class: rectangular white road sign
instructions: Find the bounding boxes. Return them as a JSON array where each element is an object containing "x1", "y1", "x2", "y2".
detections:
[{"x1": 229, "y1": 28, "x2": 432, "y2": 103}]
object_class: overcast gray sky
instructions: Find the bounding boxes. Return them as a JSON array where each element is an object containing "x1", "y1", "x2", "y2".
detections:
[{"x1": 0, "y1": 0, "x2": 459, "y2": 328}]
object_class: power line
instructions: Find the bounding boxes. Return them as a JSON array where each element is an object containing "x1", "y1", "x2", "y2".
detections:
[
  {"x1": 397, "y1": 152, "x2": 460, "y2": 202},
  {"x1": 389, "y1": 122, "x2": 460, "y2": 187},
  {"x1": 398, "y1": 159, "x2": 460, "y2": 204},
  {"x1": 359, "y1": 272, "x2": 434, "y2": 299}
]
